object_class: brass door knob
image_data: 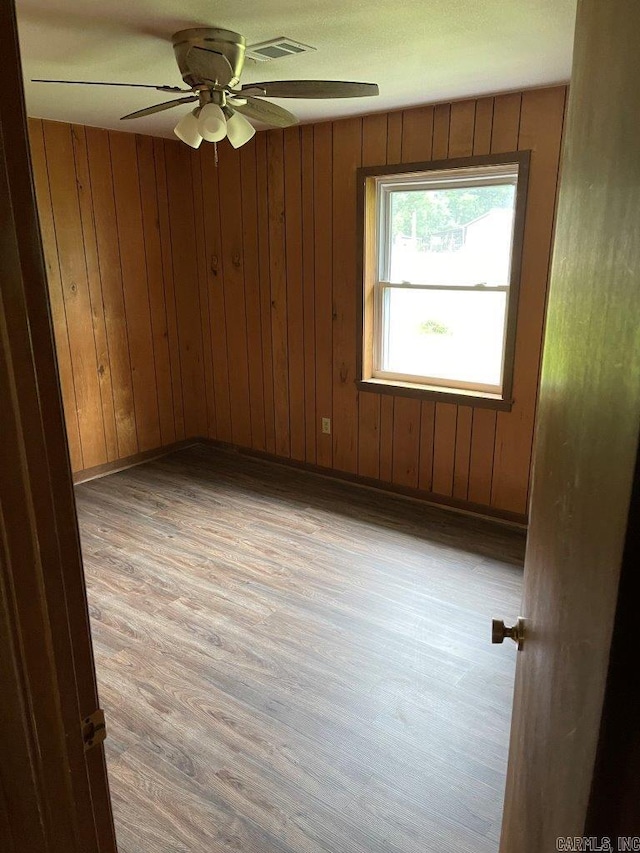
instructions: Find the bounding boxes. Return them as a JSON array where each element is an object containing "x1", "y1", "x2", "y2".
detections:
[{"x1": 492, "y1": 617, "x2": 525, "y2": 650}]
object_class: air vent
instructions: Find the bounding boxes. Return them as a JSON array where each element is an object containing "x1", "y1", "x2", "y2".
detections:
[{"x1": 246, "y1": 37, "x2": 316, "y2": 63}]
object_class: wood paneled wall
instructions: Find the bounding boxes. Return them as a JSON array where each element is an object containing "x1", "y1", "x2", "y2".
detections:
[
  {"x1": 28, "y1": 85, "x2": 566, "y2": 518},
  {"x1": 28, "y1": 119, "x2": 205, "y2": 473},
  {"x1": 194, "y1": 86, "x2": 567, "y2": 518}
]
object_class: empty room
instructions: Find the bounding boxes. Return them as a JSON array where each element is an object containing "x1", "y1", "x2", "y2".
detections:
[{"x1": 3, "y1": 0, "x2": 640, "y2": 851}]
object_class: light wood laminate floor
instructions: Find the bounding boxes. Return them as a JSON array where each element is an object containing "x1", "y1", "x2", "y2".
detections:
[{"x1": 76, "y1": 444, "x2": 525, "y2": 853}]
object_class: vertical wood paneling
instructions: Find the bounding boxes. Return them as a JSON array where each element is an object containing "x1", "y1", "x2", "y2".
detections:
[
  {"x1": 301, "y1": 125, "x2": 317, "y2": 465},
  {"x1": 432, "y1": 404, "x2": 458, "y2": 496},
  {"x1": 357, "y1": 392, "x2": 381, "y2": 479},
  {"x1": 473, "y1": 97, "x2": 494, "y2": 154},
  {"x1": 217, "y1": 143, "x2": 252, "y2": 448},
  {"x1": 29, "y1": 120, "x2": 212, "y2": 475},
  {"x1": 240, "y1": 140, "x2": 266, "y2": 452},
  {"x1": 401, "y1": 105, "x2": 435, "y2": 162},
  {"x1": 418, "y1": 403, "x2": 436, "y2": 492},
  {"x1": 387, "y1": 112, "x2": 403, "y2": 163},
  {"x1": 30, "y1": 122, "x2": 210, "y2": 471},
  {"x1": 432, "y1": 103, "x2": 451, "y2": 159},
  {"x1": 332, "y1": 117, "x2": 362, "y2": 474},
  {"x1": 189, "y1": 147, "x2": 216, "y2": 440},
  {"x1": 71, "y1": 124, "x2": 118, "y2": 462},
  {"x1": 283, "y1": 127, "x2": 306, "y2": 461},
  {"x1": 313, "y1": 122, "x2": 333, "y2": 469},
  {"x1": 42, "y1": 120, "x2": 107, "y2": 469},
  {"x1": 453, "y1": 409, "x2": 473, "y2": 501},
  {"x1": 391, "y1": 397, "x2": 421, "y2": 487},
  {"x1": 163, "y1": 141, "x2": 207, "y2": 438},
  {"x1": 379, "y1": 395, "x2": 395, "y2": 483},
  {"x1": 448, "y1": 100, "x2": 476, "y2": 158},
  {"x1": 32, "y1": 87, "x2": 565, "y2": 517},
  {"x1": 28, "y1": 119, "x2": 83, "y2": 472},
  {"x1": 85, "y1": 127, "x2": 138, "y2": 457},
  {"x1": 267, "y1": 130, "x2": 291, "y2": 458},
  {"x1": 255, "y1": 133, "x2": 276, "y2": 453},
  {"x1": 153, "y1": 137, "x2": 185, "y2": 441},
  {"x1": 200, "y1": 141, "x2": 231, "y2": 443},
  {"x1": 136, "y1": 134, "x2": 176, "y2": 447},
  {"x1": 109, "y1": 131, "x2": 161, "y2": 453}
]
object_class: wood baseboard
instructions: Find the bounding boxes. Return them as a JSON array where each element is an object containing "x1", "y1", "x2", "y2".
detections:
[
  {"x1": 199, "y1": 439, "x2": 529, "y2": 528},
  {"x1": 73, "y1": 436, "x2": 528, "y2": 527},
  {"x1": 72, "y1": 439, "x2": 199, "y2": 484}
]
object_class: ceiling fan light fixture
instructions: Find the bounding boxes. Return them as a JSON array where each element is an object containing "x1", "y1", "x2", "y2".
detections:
[
  {"x1": 198, "y1": 102, "x2": 227, "y2": 142},
  {"x1": 225, "y1": 108, "x2": 256, "y2": 149},
  {"x1": 34, "y1": 29, "x2": 379, "y2": 142},
  {"x1": 174, "y1": 109, "x2": 203, "y2": 148}
]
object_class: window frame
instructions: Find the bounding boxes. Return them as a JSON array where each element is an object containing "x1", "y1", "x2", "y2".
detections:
[{"x1": 356, "y1": 151, "x2": 531, "y2": 411}]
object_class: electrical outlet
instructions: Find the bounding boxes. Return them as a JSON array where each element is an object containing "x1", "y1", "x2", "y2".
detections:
[{"x1": 321, "y1": 417, "x2": 331, "y2": 435}]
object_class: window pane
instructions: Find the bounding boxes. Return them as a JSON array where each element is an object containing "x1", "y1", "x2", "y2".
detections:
[
  {"x1": 388, "y1": 184, "x2": 516, "y2": 286},
  {"x1": 382, "y1": 288, "x2": 507, "y2": 388}
]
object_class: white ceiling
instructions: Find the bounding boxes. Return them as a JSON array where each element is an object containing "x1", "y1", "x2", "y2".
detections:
[{"x1": 17, "y1": 0, "x2": 577, "y2": 139}]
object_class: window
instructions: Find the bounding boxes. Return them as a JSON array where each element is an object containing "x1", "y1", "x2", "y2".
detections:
[{"x1": 357, "y1": 152, "x2": 530, "y2": 408}]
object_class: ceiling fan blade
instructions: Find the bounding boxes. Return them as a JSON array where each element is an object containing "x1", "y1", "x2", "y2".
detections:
[
  {"x1": 240, "y1": 80, "x2": 379, "y2": 99},
  {"x1": 120, "y1": 96, "x2": 198, "y2": 121},
  {"x1": 229, "y1": 96, "x2": 298, "y2": 128},
  {"x1": 185, "y1": 46, "x2": 234, "y2": 86},
  {"x1": 31, "y1": 79, "x2": 190, "y2": 93}
]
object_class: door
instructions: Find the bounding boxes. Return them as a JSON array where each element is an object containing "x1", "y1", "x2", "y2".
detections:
[
  {"x1": 499, "y1": 0, "x2": 640, "y2": 848},
  {"x1": 0, "y1": 1, "x2": 117, "y2": 850}
]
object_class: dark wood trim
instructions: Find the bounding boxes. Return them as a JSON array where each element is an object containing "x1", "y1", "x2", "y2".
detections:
[
  {"x1": 356, "y1": 378, "x2": 514, "y2": 410},
  {"x1": 357, "y1": 149, "x2": 531, "y2": 180},
  {"x1": 356, "y1": 155, "x2": 364, "y2": 379},
  {"x1": 73, "y1": 435, "x2": 527, "y2": 524},
  {"x1": 73, "y1": 439, "x2": 199, "y2": 484},
  {"x1": 355, "y1": 149, "x2": 531, "y2": 409},
  {"x1": 501, "y1": 150, "x2": 530, "y2": 406},
  {"x1": 199, "y1": 439, "x2": 528, "y2": 527},
  {"x1": 0, "y1": 1, "x2": 116, "y2": 849}
]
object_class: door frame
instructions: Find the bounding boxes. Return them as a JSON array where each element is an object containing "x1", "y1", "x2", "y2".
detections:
[
  {"x1": 0, "y1": 0, "x2": 116, "y2": 849},
  {"x1": 2, "y1": 0, "x2": 637, "y2": 846}
]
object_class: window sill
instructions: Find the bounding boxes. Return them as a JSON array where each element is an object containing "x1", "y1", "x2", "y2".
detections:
[{"x1": 356, "y1": 378, "x2": 514, "y2": 411}]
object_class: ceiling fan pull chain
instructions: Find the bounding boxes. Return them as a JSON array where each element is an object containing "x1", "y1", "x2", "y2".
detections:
[{"x1": 214, "y1": 141, "x2": 219, "y2": 167}]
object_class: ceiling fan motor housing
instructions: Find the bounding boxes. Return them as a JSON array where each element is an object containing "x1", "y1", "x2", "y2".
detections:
[{"x1": 172, "y1": 28, "x2": 246, "y2": 88}]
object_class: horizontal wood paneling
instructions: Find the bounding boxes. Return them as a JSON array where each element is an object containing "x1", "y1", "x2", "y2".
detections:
[
  {"x1": 28, "y1": 119, "x2": 205, "y2": 474},
  {"x1": 30, "y1": 85, "x2": 566, "y2": 517},
  {"x1": 200, "y1": 86, "x2": 567, "y2": 517}
]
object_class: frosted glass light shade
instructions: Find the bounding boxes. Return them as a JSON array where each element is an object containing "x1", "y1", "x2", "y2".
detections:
[
  {"x1": 198, "y1": 103, "x2": 227, "y2": 142},
  {"x1": 226, "y1": 110, "x2": 256, "y2": 149},
  {"x1": 174, "y1": 110, "x2": 202, "y2": 148}
]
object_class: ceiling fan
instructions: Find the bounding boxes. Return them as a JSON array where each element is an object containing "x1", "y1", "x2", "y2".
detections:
[{"x1": 32, "y1": 27, "x2": 380, "y2": 150}]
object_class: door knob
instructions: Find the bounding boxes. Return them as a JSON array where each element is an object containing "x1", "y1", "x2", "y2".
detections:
[{"x1": 492, "y1": 617, "x2": 525, "y2": 650}]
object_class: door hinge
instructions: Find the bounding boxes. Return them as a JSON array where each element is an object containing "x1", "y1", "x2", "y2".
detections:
[{"x1": 82, "y1": 708, "x2": 106, "y2": 751}]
